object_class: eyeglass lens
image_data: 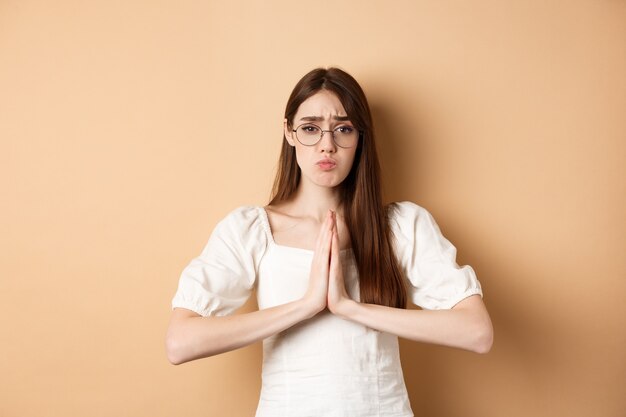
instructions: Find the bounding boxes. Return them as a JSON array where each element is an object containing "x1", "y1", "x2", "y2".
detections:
[{"x1": 295, "y1": 124, "x2": 358, "y2": 148}]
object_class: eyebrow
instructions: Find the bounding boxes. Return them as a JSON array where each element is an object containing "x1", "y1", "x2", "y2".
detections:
[{"x1": 299, "y1": 115, "x2": 351, "y2": 122}]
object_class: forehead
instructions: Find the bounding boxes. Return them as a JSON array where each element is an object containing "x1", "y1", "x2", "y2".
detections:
[{"x1": 294, "y1": 90, "x2": 348, "y2": 120}]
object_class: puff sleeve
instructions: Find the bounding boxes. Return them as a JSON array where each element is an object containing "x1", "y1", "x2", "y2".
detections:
[
  {"x1": 171, "y1": 206, "x2": 268, "y2": 317},
  {"x1": 389, "y1": 201, "x2": 483, "y2": 310}
]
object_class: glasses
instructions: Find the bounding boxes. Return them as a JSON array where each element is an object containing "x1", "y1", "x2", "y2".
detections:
[{"x1": 292, "y1": 123, "x2": 360, "y2": 148}]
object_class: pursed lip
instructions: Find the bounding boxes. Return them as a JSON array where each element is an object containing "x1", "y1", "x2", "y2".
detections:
[{"x1": 316, "y1": 158, "x2": 337, "y2": 167}]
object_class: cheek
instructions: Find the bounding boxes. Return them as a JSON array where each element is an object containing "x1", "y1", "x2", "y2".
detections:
[
  {"x1": 344, "y1": 150, "x2": 358, "y2": 171},
  {"x1": 293, "y1": 145, "x2": 310, "y2": 169}
]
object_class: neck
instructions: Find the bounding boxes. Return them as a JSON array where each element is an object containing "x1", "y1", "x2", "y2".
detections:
[{"x1": 289, "y1": 181, "x2": 343, "y2": 221}]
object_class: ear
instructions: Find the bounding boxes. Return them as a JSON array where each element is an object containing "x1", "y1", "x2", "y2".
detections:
[{"x1": 284, "y1": 118, "x2": 295, "y2": 147}]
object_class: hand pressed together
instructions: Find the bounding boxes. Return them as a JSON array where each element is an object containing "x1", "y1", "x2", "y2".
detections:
[
  {"x1": 303, "y1": 209, "x2": 353, "y2": 317},
  {"x1": 327, "y1": 217, "x2": 352, "y2": 315}
]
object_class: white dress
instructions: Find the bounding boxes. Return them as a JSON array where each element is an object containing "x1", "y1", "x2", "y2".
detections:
[{"x1": 171, "y1": 202, "x2": 483, "y2": 417}]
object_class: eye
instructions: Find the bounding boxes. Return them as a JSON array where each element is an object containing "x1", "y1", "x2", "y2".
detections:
[
  {"x1": 299, "y1": 124, "x2": 321, "y2": 134},
  {"x1": 335, "y1": 126, "x2": 355, "y2": 134}
]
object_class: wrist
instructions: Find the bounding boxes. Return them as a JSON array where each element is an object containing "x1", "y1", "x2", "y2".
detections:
[
  {"x1": 330, "y1": 298, "x2": 358, "y2": 319},
  {"x1": 300, "y1": 294, "x2": 325, "y2": 319}
]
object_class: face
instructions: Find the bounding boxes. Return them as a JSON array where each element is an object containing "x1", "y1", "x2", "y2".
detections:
[{"x1": 284, "y1": 90, "x2": 358, "y2": 190}]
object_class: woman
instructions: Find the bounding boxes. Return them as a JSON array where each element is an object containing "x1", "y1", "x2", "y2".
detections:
[{"x1": 166, "y1": 67, "x2": 493, "y2": 416}]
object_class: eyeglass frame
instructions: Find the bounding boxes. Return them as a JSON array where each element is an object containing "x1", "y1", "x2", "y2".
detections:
[{"x1": 291, "y1": 123, "x2": 362, "y2": 148}]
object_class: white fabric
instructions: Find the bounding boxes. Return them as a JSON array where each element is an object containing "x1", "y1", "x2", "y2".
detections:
[{"x1": 171, "y1": 201, "x2": 483, "y2": 417}]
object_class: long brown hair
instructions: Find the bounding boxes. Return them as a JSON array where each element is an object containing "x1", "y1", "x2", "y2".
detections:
[{"x1": 269, "y1": 67, "x2": 407, "y2": 309}]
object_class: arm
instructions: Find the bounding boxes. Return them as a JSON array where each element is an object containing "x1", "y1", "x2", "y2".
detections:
[
  {"x1": 166, "y1": 210, "x2": 336, "y2": 365},
  {"x1": 327, "y1": 219, "x2": 493, "y2": 354},
  {"x1": 166, "y1": 299, "x2": 319, "y2": 365},
  {"x1": 331, "y1": 295, "x2": 493, "y2": 354}
]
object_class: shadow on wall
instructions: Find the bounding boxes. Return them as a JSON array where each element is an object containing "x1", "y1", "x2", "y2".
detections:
[
  {"x1": 372, "y1": 94, "x2": 562, "y2": 416},
  {"x1": 370, "y1": 99, "x2": 421, "y2": 204},
  {"x1": 375, "y1": 92, "x2": 484, "y2": 413},
  {"x1": 372, "y1": 95, "x2": 455, "y2": 414}
]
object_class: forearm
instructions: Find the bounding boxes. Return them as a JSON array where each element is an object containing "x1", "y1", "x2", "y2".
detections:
[
  {"x1": 166, "y1": 298, "x2": 319, "y2": 365},
  {"x1": 336, "y1": 294, "x2": 493, "y2": 353}
]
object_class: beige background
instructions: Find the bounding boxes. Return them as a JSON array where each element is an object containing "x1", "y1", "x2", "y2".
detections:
[{"x1": 1, "y1": 1, "x2": 625, "y2": 416}]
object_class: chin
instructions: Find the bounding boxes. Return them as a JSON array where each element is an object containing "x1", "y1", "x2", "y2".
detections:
[
  {"x1": 300, "y1": 168, "x2": 350, "y2": 189},
  {"x1": 319, "y1": 182, "x2": 342, "y2": 189},
  {"x1": 315, "y1": 176, "x2": 347, "y2": 189}
]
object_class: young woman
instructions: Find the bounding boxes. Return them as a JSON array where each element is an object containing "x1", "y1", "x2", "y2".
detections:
[{"x1": 166, "y1": 67, "x2": 493, "y2": 416}]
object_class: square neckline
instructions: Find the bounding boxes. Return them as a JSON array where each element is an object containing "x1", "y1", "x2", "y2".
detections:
[{"x1": 256, "y1": 206, "x2": 352, "y2": 255}]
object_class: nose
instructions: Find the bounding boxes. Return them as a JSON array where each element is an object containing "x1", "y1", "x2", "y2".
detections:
[{"x1": 318, "y1": 130, "x2": 337, "y2": 153}]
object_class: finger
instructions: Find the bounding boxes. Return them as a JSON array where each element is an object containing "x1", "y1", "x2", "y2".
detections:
[
  {"x1": 322, "y1": 210, "x2": 334, "y2": 244},
  {"x1": 328, "y1": 209, "x2": 336, "y2": 232},
  {"x1": 323, "y1": 211, "x2": 338, "y2": 260},
  {"x1": 330, "y1": 211, "x2": 337, "y2": 246},
  {"x1": 315, "y1": 210, "x2": 333, "y2": 249},
  {"x1": 314, "y1": 211, "x2": 334, "y2": 269},
  {"x1": 330, "y1": 226, "x2": 340, "y2": 271}
]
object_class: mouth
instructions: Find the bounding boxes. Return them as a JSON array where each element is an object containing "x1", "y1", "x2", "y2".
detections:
[{"x1": 316, "y1": 159, "x2": 337, "y2": 170}]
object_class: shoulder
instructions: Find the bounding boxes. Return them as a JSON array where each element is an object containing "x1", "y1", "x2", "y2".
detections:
[
  {"x1": 387, "y1": 201, "x2": 428, "y2": 218},
  {"x1": 211, "y1": 205, "x2": 270, "y2": 247},
  {"x1": 387, "y1": 201, "x2": 431, "y2": 226},
  {"x1": 220, "y1": 205, "x2": 265, "y2": 226},
  {"x1": 262, "y1": 203, "x2": 302, "y2": 233},
  {"x1": 386, "y1": 201, "x2": 440, "y2": 242}
]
